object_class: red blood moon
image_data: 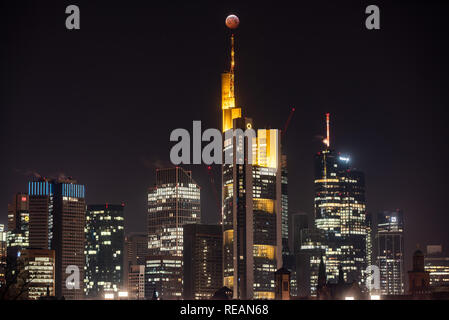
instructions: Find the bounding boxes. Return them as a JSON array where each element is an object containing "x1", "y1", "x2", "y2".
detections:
[{"x1": 225, "y1": 15, "x2": 239, "y2": 29}]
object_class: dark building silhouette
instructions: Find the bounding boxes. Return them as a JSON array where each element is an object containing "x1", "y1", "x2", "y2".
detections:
[
  {"x1": 275, "y1": 267, "x2": 291, "y2": 300},
  {"x1": 211, "y1": 286, "x2": 233, "y2": 300},
  {"x1": 183, "y1": 224, "x2": 222, "y2": 300},
  {"x1": 124, "y1": 233, "x2": 147, "y2": 293},
  {"x1": 408, "y1": 249, "x2": 430, "y2": 296},
  {"x1": 316, "y1": 257, "x2": 365, "y2": 300}
]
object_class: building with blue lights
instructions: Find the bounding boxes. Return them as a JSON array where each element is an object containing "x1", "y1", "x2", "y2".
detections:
[{"x1": 28, "y1": 177, "x2": 86, "y2": 300}]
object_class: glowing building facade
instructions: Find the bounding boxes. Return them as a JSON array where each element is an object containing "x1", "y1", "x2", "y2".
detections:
[
  {"x1": 313, "y1": 115, "x2": 368, "y2": 286},
  {"x1": 221, "y1": 32, "x2": 282, "y2": 300},
  {"x1": 85, "y1": 204, "x2": 125, "y2": 298},
  {"x1": 376, "y1": 210, "x2": 405, "y2": 295},
  {"x1": 146, "y1": 167, "x2": 200, "y2": 299},
  {"x1": 19, "y1": 248, "x2": 55, "y2": 300},
  {"x1": 425, "y1": 245, "x2": 449, "y2": 289}
]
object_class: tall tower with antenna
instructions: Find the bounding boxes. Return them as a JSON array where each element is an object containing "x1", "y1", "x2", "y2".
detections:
[
  {"x1": 310, "y1": 113, "x2": 368, "y2": 288},
  {"x1": 221, "y1": 14, "x2": 282, "y2": 300}
]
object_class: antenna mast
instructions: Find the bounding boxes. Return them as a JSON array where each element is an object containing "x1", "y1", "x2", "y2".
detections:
[{"x1": 323, "y1": 113, "x2": 330, "y2": 148}]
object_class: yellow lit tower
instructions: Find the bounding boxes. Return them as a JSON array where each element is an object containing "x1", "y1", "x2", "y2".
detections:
[{"x1": 221, "y1": 14, "x2": 282, "y2": 300}]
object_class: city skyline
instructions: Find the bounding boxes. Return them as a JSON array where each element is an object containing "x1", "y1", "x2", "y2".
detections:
[{"x1": 1, "y1": 0, "x2": 449, "y2": 290}]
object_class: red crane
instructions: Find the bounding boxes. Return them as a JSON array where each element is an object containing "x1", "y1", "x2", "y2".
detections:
[{"x1": 282, "y1": 107, "x2": 296, "y2": 138}]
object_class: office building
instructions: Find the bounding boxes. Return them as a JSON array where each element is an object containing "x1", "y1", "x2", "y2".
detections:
[
  {"x1": 7, "y1": 193, "x2": 30, "y2": 252},
  {"x1": 128, "y1": 265, "x2": 145, "y2": 299},
  {"x1": 146, "y1": 167, "x2": 200, "y2": 299},
  {"x1": 298, "y1": 227, "x2": 326, "y2": 297},
  {"x1": 183, "y1": 224, "x2": 222, "y2": 300},
  {"x1": 124, "y1": 233, "x2": 147, "y2": 291},
  {"x1": 313, "y1": 114, "x2": 368, "y2": 285},
  {"x1": 28, "y1": 177, "x2": 86, "y2": 299},
  {"x1": 425, "y1": 245, "x2": 449, "y2": 289},
  {"x1": 19, "y1": 248, "x2": 55, "y2": 300},
  {"x1": 376, "y1": 210, "x2": 405, "y2": 295},
  {"x1": 85, "y1": 204, "x2": 125, "y2": 298},
  {"x1": 221, "y1": 26, "x2": 282, "y2": 300}
]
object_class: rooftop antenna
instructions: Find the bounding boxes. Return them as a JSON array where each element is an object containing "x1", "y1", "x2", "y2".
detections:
[{"x1": 322, "y1": 113, "x2": 330, "y2": 148}]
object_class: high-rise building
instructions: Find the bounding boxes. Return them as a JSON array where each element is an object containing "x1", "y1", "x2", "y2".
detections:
[
  {"x1": 298, "y1": 227, "x2": 326, "y2": 297},
  {"x1": 85, "y1": 204, "x2": 125, "y2": 298},
  {"x1": 146, "y1": 167, "x2": 200, "y2": 299},
  {"x1": 18, "y1": 248, "x2": 55, "y2": 300},
  {"x1": 183, "y1": 224, "x2": 222, "y2": 300},
  {"x1": 7, "y1": 193, "x2": 30, "y2": 252},
  {"x1": 28, "y1": 177, "x2": 86, "y2": 300},
  {"x1": 376, "y1": 210, "x2": 405, "y2": 295},
  {"x1": 124, "y1": 233, "x2": 147, "y2": 291},
  {"x1": 313, "y1": 113, "x2": 368, "y2": 285},
  {"x1": 221, "y1": 25, "x2": 282, "y2": 300},
  {"x1": 128, "y1": 265, "x2": 145, "y2": 299},
  {"x1": 0, "y1": 224, "x2": 6, "y2": 287},
  {"x1": 425, "y1": 245, "x2": 449, "y2": 289}
]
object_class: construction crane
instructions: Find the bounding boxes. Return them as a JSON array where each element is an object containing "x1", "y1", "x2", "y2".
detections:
[{"x1": 282, "y1": 107, "x2": 296, "y2": 138}]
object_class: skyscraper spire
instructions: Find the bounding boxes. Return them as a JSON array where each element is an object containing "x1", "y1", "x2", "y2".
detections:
[
  {"x1": 221, "y1": 15, "x2": 241, "y2": 132},
  {"x1": 323, "y1": 113, "x2": 330, "y2": 148},
  {"x1": 229, "y1": 34, "x2": 235, "y2": 98}
]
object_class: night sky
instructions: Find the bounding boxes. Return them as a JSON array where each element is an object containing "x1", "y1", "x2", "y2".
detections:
[{"x1": 1, "y1": 0, "x2": 448, "y2": 274}]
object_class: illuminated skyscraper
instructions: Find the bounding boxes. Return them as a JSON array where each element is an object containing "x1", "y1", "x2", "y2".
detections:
[
  {"x1": 313, "y1": 114, "x2": 368, "y2": 285},
  {"x1": 425, "y1": 245, "x2": 449, "y2": 289},
  {"x1": 183, "y1": 224, "x2": 222, "y2": 300},
  {"x1": 376, "y1": 210, "x2": 405, "y2": 295},
  {"x1": 146, "y1": 167, "x2": 200, "y2": 299},
  {"x1": 85, "y1": 204, "x2": 125, "y2": 298},
  {"x1": 7, "y1": 193, "x2": 30, "y2": 252},
  {"x1": 28, "y1": 177, "x2": 86, "y2": 300},
  {"x1": 221, "y1": 25, "x2": 282, "y2": 300}
]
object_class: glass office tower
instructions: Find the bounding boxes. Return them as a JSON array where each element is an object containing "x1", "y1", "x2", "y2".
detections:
[
  {"x1": 314, "y1": 148, "x2": 367, "y2": 285},
  {"x1": 376, "y1": 210, "x2": 405, "y2": 295},
  {"x1": 146, "y1": 167, "x2": 200, "y2": 299},
  {"x1": 85, "y1": 204, "x2": 125, "y2": 298}
]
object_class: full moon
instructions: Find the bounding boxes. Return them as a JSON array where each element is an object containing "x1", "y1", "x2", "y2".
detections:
[{"x1": 225, "y1": 15, "x2": 239, "y2": 29}]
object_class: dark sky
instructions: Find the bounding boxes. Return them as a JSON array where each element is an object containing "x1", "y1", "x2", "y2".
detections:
[{"x1": 1, "y1": 0, "x2": 448, "y2": 273}]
